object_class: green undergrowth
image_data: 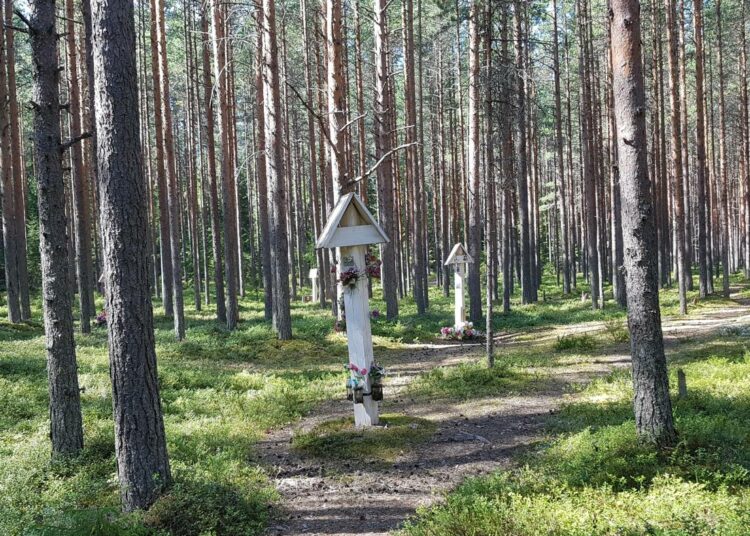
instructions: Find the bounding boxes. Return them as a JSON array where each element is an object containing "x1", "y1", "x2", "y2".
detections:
[
  {"x1": 291, "y1": 413, "x2": 436, "y2": 463},
  {"x1": 407, "y1": 361, "x2": 548, "y2": 401},
  {"x1": 401, "y1": 335, "x2": 750, "y2": 536},
  {"x1": 2, "y1": 271, "x2": 748, "y2": 535}
]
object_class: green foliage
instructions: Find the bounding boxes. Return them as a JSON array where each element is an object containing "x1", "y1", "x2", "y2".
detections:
[
  {"x1": 401, "y1": 335, "x2": 750, "y2": 536},
  {"x1": 292, "y1": 414, "x2": 436, "y2": 463},
  {"x1": 144, "y1": 476, "x2": 272, "y2": 536},
  {"x1": 408, "y1": 362, "x2": 544, "y2": 401},
  {"x1": 603, "y1": 318, "x2": 630, "y2": 343},
  {"x1": 553, "y1": 333, "x2": 597, "y2": 352}
]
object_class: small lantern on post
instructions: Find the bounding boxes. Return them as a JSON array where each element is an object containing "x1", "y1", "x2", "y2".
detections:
[
  {"x1": 316, "y1": 193, "x2": 389, "y2": 427},
  {"x1": 309, "y1": 268, "x2": 319, "y2": 303},
  {"x1": 445, "y1": 243, "x2": 473, "y2": 329}
]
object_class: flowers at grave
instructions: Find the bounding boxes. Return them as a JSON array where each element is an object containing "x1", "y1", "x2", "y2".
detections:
[
  {"x1": 439, "y1": 322, "x2": 481, "y2": 340},
  {"x1": 345, "y1": 363, "x2": 368, "y2": 385},
  {"x1": 338, "y1": 267, "x2": 362, "y2": 289},
  {"x1": 95, "y1": 310, "x2": 107, "y2": 327},
  {"x1": 365, "y1": 252, "x2": 382, "y2": 279}
]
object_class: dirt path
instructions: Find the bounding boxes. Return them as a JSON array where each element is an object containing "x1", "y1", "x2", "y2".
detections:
[{"x1": 257, "y1": 296, "x2": 750, "y2": 536}]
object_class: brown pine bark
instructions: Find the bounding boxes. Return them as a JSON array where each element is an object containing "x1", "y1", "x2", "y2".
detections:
[
  {"x1": 514, "y1": 0, "x2": 533, "y2": 305},
  {"x1": 201, "y1": 6, "x2": 227, "y2": 322},
  {"x1": 610, "y1": 0, "x2": 676, "y2": 448},
  {"x1": 693, "y1": 0, "x2": 709, "y2": 297},
  {"x1": 665, "y1": 0, "x2": 688, "y2": 314},
  {"x1": 65, "y1": 0, "x2": 94, "y2": 333},
  {"x1": 149, "y1": 0, "x2": 173, "y2": 318},
  {"x1": 0, "y1": 11, "x2": 20, "y2": 324},
  {"x1": 4, "y1": 0, "x2": 30, "y2": 320},
  {"x1": 211, "y1": 0, "x2": 240, "y2": 329},
  {"x1": 553, "y1": 0, "x2": 570, "y2": 295},
  {"x1": 467, "y1": 0, "x2": 482, "y2": 323},
  {"x1": 262, "y1": 0, "x2": 292, "y2": 338},
  {"x1": 373, "y1": 0, "x2": 398, "y2": 319},
  {"x1": 716, "y1": 0, "x2": 730, "y2": 297},
  {"x1": 28, "y1": 0, "x2": 84, "y2": 456}
]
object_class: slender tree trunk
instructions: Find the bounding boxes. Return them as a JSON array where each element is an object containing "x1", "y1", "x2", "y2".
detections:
[
  {"x1": 373, "y1": 0, "x2": 398, "y2": 319},
  {"x1": 610, "y1": 0, "x2": 677, "y2": 448},
  {"x1": 28, "y1": 0, "x2": 85, "y2": 456},
  {"x1": 64, "y1": 0, "x2": 93, "y2": 333},
  {"x1": 200, "y1": 7, "x2": 227, "y2": 323},
  {"x1": 4, "y1": 0, "x2": 30, "y2": 320},
  {"x1": 262, "y1": 0, "x2": 292, "y2": 338},
  {"x1": 665, "y1": 0, "x2": 688, "y2": 314},
  {"x1": 514, "y1": 1, "x2": 533, "y2": 305},
  {"x1": 0, "y1": 11, "x2": 20, "y2": 324},
  {"x1": 693, "y1": 0, "x2": 709, "y2": 297},
  {"x1": 553, "y1": 0, "x2": 570, "y2": 295},
  {"x1": 467, "y1": 0, "x2": 482, "y2": 323},
  {"x1": 211, "y1": 0, "x2": 240, "y2": 328},
  {"x1": 716, "y1": 0, "x2": 730, "y2": 297}
]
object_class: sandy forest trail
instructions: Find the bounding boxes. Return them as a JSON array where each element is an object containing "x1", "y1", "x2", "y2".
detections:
[{"x1": 256, "y1": 293, "x2": 750, "y2": 536}]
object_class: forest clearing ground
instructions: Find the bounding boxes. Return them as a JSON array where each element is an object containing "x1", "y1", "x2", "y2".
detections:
[{"x1": 257, "y1": 289, "x2": 750, "y2": 536}]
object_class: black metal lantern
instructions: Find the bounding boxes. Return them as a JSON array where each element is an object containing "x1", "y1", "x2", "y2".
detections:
[
  {"x1": 353, "y1": 385, "x2": 365, "y2": 404},
  {"x1": 346, "y1": 379, "x2": 354, "y2": 401},
  {"x1": 371, "y1": 383, "x2": 383, "y2": 401}
]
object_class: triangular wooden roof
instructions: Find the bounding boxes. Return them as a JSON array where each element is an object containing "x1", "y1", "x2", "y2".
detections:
[
  {"x1": 444, "y1": 243, "x2": 473, "y2": 265},
  {"x1": 315, "y1": 193, "x2": 390, "y2": 249}
]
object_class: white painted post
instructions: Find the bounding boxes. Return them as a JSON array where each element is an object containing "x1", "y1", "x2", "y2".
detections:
[
  {"x1": 340, "y1": 208, "x2": 378, "y2": 426},
  {"x1": 340, "y1": 247, "x2": 379, "y2": 426},
  {"x1": 454, "y1": 262, "x2": 466, "y2": 329},
  {"x1": 316, "y1": 193, "x2": 388, "y2": 428},
  {"x1": 309, "y1": 268, "x2": 319, "y2": 302}
]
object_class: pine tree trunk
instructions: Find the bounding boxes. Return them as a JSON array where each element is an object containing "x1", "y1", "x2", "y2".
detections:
[
  {"x1": 91, "y1": 0, "x2": 171, "y2": 508},
  {"x1": 373, "y1": 0, "x2": 398, "y2": 319},
  {"x1": 665, "y1": 0, "x2": 688, "y2": 314},
  {"x1": 262, "y1": 0, "x2": 292, "y2": 339},
  {"x1": 200, "y1": 7, "x2": 227, "y2": 323},
  {"x1": 4, "y1": 0, "x2": 31, "y2": 320},
  {"x1": 64, "y1": 0, "x2": 94, "y2": 334},
  {"x1": 467, "y1": 0, "x2": 482, "y2": 323},
  {"x1": 514, "y1": 1, "x2": 533, "y2": 305},
  {"x1": 28, "y1": 0, "x2": 84, "y2": 456},
  {"x1": 693, "y1": 0, "x2": 709, "y2": 297},
  {"x1": 0, "y1": 13, "x2": 21, "y2": 324},
  {"x1": 210, "y1": 0, "x2": 240, "y2": 328},
  {"x1": 610, "y1": 0, "x2": 676, "y2": 448},
  {"x1": 716, "y1": 0, "x2": 731, "y2": 298}
]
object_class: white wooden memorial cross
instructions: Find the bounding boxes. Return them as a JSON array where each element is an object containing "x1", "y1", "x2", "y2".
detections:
[
  {"x1": 445, "y1": 243, "x2": 474, "y2": 329},
  {"x1": 316, "y1": 193, "x2": 389, "y2": 427},
  {"x1": 309, "y1": 268, "x2": 319, "y2": 302}
]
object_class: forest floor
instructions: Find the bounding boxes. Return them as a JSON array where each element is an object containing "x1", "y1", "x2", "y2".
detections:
[
  {"x1": 257, "y1": 288, "x2": 750, "y2": 536},
  {"x1": 2, "y1": 275, "x2": 748, "y2": 535}
]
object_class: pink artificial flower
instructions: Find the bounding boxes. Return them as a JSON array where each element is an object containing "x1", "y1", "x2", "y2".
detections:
[{"x1": 360, "y1": 368, "x2": 368, "y2": 376}]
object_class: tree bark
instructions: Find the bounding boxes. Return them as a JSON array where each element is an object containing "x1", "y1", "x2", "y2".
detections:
[
  {"x1": 610, "y1": 0, "x2": 677, "y2": 448},
  {"x1": 262, "y1": 0, "x2": 292, "y2": 339},
  {"x1": 467, "y1": 0, "x2": 482, "y2": 323},
  {"x1": 693, "y1": 0, "x2": 709, "y2": 297},
  {"x1": 92, "y1": 0, "x2": 172, "y2": 508},
  {"x1": 28, "y1": 0, "x2": 84, "y2": 456}
]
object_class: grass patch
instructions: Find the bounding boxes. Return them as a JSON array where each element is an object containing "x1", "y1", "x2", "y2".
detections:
[
  {"x1": 401, "y1": 334, "x2": 750, "y2": 536},
  {"x1": 292, "y1": 414, "x2": 436, "y2": 463},
  {"x1": 408, "y1": 362, "x2": 545, "y2": 401},
  {"x1": 553, "y1": 333, "x2": 597, "y2": 352}
]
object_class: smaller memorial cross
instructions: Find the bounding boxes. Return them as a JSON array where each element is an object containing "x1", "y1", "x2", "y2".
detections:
[
  {"x1": 444, "y1": 243, "x2": 474, "y2": 329},
  {"x1": 309, "y1": 268, "x2": 319, "y2": 302}
]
